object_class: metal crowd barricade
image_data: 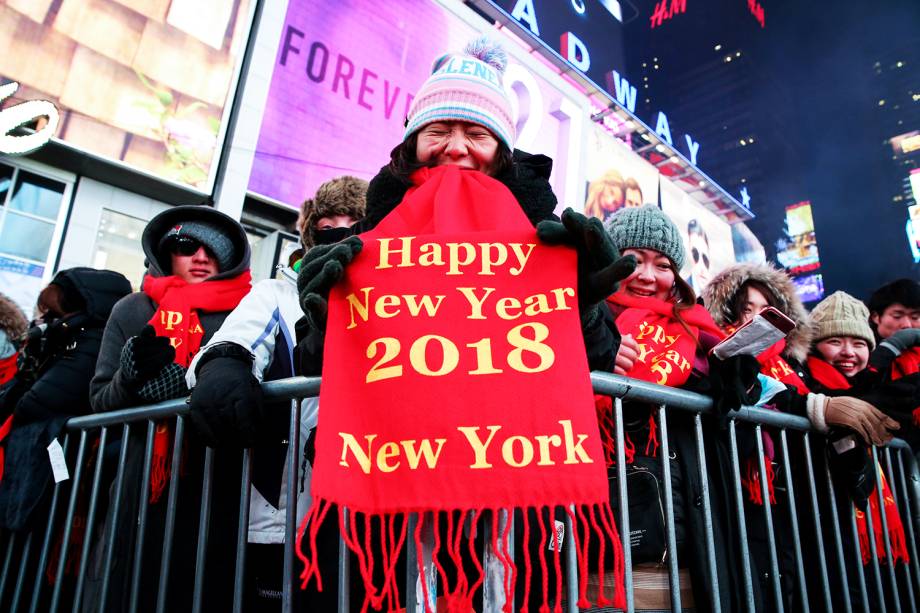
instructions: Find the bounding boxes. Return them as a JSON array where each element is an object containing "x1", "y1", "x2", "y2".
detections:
[{"x1": 0, "y1": 372, "x2": 919, "y2": 612}]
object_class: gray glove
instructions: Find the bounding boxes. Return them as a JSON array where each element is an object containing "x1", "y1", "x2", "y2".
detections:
[
  {"x1": 297, "y1": 236, "x2": 363, "y2": 334},
  {"x1": 879, "y1": 328, "x2": 920, "y2": 356}
]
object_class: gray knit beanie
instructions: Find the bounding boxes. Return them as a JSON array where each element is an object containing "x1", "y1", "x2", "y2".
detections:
[
  {"x1": 158, "y1": 221, "x2": 236, "y2": 272},
  {"x1": 809, "y1": 291, "x2": 876, "y2": 350},
  {"x1": 604, "y1": 204, "x2": 685, "y2": 269}
]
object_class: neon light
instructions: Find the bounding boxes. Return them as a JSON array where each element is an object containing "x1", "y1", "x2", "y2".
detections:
[
  {"x1": 650, "y1": 0, "x2": 687, "y2": 29},
  {"x1": 0, "y1": 82, "x2": 59, "y2": 156},
  {"x1": 746, "y1": 0, "x2": 765, "y2": 28}
]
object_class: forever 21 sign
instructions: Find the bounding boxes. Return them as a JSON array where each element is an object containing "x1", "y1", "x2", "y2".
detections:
[{"x1": 0, "y1": 82, "x2": 59, "y2": 156}]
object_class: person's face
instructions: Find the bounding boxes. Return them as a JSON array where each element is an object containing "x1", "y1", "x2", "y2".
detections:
[
  {"x1": 815, "y1": 336, "x2": 870, "y2": 377},
  {"x1": 737, "y1": 286, "x2": 771, "y2": 326},
  {"x1": 601, "y1": 185, "x2": 625, "y2": 212},
  {"x1": 872, "y1": 302, "x2": 920, "y2": 338},
  {"x1": 624, "y1": 187, "x2": 642, "y2": 208},
  {"x1": 688, "y1": 232, "x2": 711, "y2": 289},
  {"x1": 619, "y1": 248, "x2": 675, "y2": 302},
  {"x1": 415, "y1": 121, "x2": 499, "y2": 174},
  {"x1": 314, "y1": 215, "x2": 357, "y2": 231},
  {"x1": 169, "y1": 238, "x2": 218, "y2": 284}
]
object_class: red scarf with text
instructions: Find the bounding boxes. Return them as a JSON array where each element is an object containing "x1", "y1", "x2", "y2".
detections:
[
  {"x1": 808, "y1": 355, "x2": 909, "y2": 564},
  {"x1": 297, "y1": 166, "x2": 624, "y2": 612},
  {"x1": 141, "y1": 272, "x2": 251, "y2": 502}
]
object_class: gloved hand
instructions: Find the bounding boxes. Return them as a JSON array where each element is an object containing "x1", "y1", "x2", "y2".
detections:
[
  {"x1": 120, "y1": 325, "x2": 175, "y2": 385},
  {"x1": 815, "y1": 394, "x2": 899, "y2": 446},
  {"x1": 880, "y1": 328, "x2": 920, "y2": 355},
  {"x1": 189, "y1": 345, "x2": 264, "y2": 448},
  {"x1": 138, "y1": 362, "x2": 189, "y2": 403},
  {"x1": 826, "y1": 428, "x2": 876, "y2": 511},
  {"x1": 297, "y1": 236, "x2": 363, "y2": 335},
  {"x1": 536, "y1": 208, "x2": 637, "y2": 321},
  {"x1": 710, "y1": 354, "x2": 762, "y2": 416}
]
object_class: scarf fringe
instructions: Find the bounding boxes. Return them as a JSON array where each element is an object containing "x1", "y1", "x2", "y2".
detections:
[
  {"x1": 741, "y1": 455, "x2": 776, "y2": 505},
  {"x1": 856, "y1": 466, "x2": 910, "y2": 566},
  {"x1": 296, "y1": 499, "x2": 626, "y2": 612},
  {"x1": 150, "y1": 422, "x2": 172, "y2": 504}
]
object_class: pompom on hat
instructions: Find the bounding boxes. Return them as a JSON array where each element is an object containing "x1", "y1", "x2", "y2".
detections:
[
  {"x1": 404, "y1": 36, "x2": 516, "y2": 150},
  {"x1": 604, "y1": 204, "x2": 686, "y2": 270},
  {"x1": 810, "y1": 291, "x2": 876, "y2": 350}
]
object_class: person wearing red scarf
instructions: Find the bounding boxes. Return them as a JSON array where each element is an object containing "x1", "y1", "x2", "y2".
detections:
[
  {"x1": 598, "y1": 204, "x2": 762, "y2": 611},
  {"x1": 85, "y1": 205, "x2": 251, "y2": 612}
]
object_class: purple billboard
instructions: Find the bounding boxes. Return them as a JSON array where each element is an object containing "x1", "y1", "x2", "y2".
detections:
[{"x1": 248, "y1": 0, "x2": 585, "y2": 210}]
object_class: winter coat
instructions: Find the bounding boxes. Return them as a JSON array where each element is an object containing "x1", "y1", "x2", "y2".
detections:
[
  {"x1": 0, "y1": 268, "x2": 131, "y2": 531},
  {"x1": 83, "y1": 205, "x2": 251, "y2": 613},
  {"x1": 187, "y1": 266, "x2": 314, "y2": 544}
]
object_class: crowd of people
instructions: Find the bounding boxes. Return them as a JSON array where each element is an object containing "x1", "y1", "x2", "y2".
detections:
[{"x1": 0, "y1": 37, "x2": 919, "y2": 612}]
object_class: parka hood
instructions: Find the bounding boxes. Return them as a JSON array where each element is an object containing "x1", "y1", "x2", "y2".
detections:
[
  {"x1": 0, "y1": 292, "x2": 27, "y2": 342},
  {"x1": 50, "y1": 267, "x2": 132, "y2": 323},
  {"x1": 703, "y1": 263, "x2": 813, "y2": 363},
  {"x1": 141, "y1": 205, "x2": 251, "y2": 280}
]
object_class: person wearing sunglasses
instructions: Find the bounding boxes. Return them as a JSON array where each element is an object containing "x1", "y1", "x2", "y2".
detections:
[
  {"x1": 85, "y1": 205, "x2": 251, "y2": 612},
  {"x1": 687, "y1": 218, "x2": 712, "y2": 292}
]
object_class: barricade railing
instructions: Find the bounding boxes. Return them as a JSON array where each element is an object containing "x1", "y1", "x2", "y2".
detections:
[{"x1": 0, "y1": 372, "x2": 918, "y2": 612}]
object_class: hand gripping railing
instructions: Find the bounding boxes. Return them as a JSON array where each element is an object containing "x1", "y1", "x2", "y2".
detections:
[{"x1": 0, "y1": 372, "x2": 918, "y2": 612}]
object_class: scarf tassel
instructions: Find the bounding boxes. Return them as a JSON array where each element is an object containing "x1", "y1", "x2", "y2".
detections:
[
  {"x1": 856, "y1": 483, "x2": 910, "y2": 566},
  {"x1": 912, "y1": 407, "x2": 920, "y2": 429},
  {"x1": 149, "y1": 422, "x2": 172, "y2": 504},
  {"x1": 296, "y1": 499, "x2": 626, "y2": 613},
  {"x1": 741, "y1": 456, "x2": 776, "y2": 506}
]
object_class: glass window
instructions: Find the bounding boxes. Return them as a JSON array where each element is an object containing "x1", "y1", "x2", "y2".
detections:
[
  {"x1": 92, "y1": 209, "x2": 148, "y2": 290},
  {"x1": 0, "y1": 212, "x2": 55, "y2": 262},
  {"x1": 0, "y1": 164, "x2": 13, "y2": 206},
  {"x1": 8, "y1": 171, "x2": 65, "y2": 219}
]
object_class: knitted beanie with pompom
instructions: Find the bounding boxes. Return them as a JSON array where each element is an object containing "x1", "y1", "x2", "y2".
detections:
[{"x1": 404, "y1": 36, "x2": 515, "y2": 150}]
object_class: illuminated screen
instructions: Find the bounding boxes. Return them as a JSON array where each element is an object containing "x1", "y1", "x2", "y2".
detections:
[
  {"x1": 910, "y1": 169, "x2": 920, "y2": 205},
  {"x1": 908, "y1": 204, "x2": 920, "y2": 263},
  {"x1": 248, "y1": 0, "x2": 585, "y2": 210},
  {"x1": 784, "y1": 201, "x2": 815, "y2": 236},
  {"x1": 0, "y1": 0, "x2": 253, "y2": 191},
  {"x1": 583, "y1": 122, "x2": 658, "y2": 222},
  {"x1": 791, "y1": 274, "x2": 825, "y2": 304}
]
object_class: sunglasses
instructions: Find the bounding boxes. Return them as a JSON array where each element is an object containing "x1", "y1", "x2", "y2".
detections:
[
  {"x1": 692, "y1": 247, "x2": 710, "y2": 269},
  {"x1": 168, "y1": 237, "x2": 211, "y2": 257}
]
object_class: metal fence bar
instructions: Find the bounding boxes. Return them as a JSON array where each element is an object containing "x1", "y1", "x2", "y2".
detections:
[
  {"x1": 801, "y1": 432, "x2": 837, "y2": 613},
  {"x1": 98, "y1": 423, "x2": 131, "y2": 613},
  {"x1": 845, "y1": 488, "x2": 873, "y2": 613},
  {"x1": 563, "y1": 507, "x2": 578, "y2": 613},
  {"x1": 863, "y1": 466, "x2": 888, "y2": 613},
  {"x1": 483, "y1": 509, "x2": 513, "y2": 612},
  {"x1": 282, "y1": 398, "x2": 302, "y2": 613},
  {"x1": 727, "y1": 420, "x2": 755, "y2": 613},
  {"x1": 232, "y1": 448, "x2": 253, "y2": 613},
  {"x1": 191, "y1": 447, "x2": 215, "y2": 613},
  {"x1": 0, "y1": 531, "x2": 15, "y2": 605},
  {"x1": 871, "y1": 446, "x2": 902, "y2": 612},
  {"x1": 656, "y1": 404, "x2": 681, "y2": 612},
  {"x1": 30, "y1": 433, "x2": 70, "y2": 613},
  {"x1": 10, "y1": 531, "x2": 33, "y2": 613},
  {"x1": 155, "y1": 416, "x2": 186, "y2": 613},
  {"x1": 338, "y1": 508, "x2": 351, "y2": 613},
  {"x1": 405, "y1": 513, "x2": 436, "y2": 613},
  {"x1": 693, "y1": 412, "x2": 721, "y2": 613},
  {"x1": 49, "y1": 429, "x2": 88, "y2": 613},
  {"x1": 778, "y1": 429, "x2": 808, "y2": 610},
  {"x1": 72, "y1": 426, "x2": 109, "y2": 611},
  {"x1": 128, "y1": 420, "x2": 157, "y2": 613},
  {"x1": 885, "y1": 448, "x2": 916, "y2": 612},
  {"x1": 894, "y1": 450, "x2": 920, "y2": 599},
  {"x1": 754, "y1": 425, "x2": 783, "y2": 612},
  {"x1": 612, "y1": 397, "x2": 633, "y2": 613}
]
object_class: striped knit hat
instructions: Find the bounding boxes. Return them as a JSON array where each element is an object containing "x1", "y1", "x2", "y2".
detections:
[{"x1": 404, "y1": 36, "x2": 515, "y2": 150}]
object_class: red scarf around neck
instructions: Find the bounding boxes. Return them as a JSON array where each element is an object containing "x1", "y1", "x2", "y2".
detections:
[
  {"x1": 0, "y1": 352, "x2": 16, "y2": 386},
  {"x1": 298, "y1": 166, "x2": 624, "y2": 612},
  {"x1": 141, "y1": 271, "x2": 251, "y2": 502},
  {"x1": 723, "y1": 331, "x2": 809, "y2": 395},
  {"x1": 607, "y1": 291, "x2": 723, "y2": 387},
  {"x1": 806, "y1": 355, "x2": 851, "y2": 391}
]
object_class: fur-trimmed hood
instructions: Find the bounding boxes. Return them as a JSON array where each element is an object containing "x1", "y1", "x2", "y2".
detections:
[
  {"x1": 703, "y1": 263, "x2": 813, "y2": 364},
  {"x1": 0, "y1": 292, "x2": 27, "y2": 343}
]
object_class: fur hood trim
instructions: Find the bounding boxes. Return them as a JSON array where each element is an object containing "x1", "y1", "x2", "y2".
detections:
[{"x1": 703, "y1": 263, "x2": 813, "y2": 363}]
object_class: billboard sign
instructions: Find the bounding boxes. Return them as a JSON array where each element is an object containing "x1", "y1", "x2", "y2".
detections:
[
  {"x1": 0, "y1": 0, "x2": 254, "y2": 191},
  {"x1": 583, "y1": 122, "x2": 658, "y2": 221},
  {"x1": 248, "y1": 0, "x2": 588, "y2": 211}
]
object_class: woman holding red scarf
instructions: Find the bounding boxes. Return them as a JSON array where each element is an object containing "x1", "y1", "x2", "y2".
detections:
[
  {"x1": 85, "y1": 205, "x2": 251, "y2": 612},
  {"x1": 599, "y1": 204, "x2": 762, "y2": 611}
]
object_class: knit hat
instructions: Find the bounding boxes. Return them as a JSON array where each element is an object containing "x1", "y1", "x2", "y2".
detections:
[
  {"x1": 404, "y1": 36, "x2": 515, "y2": 150},
  {"x1": 158, "y1": 220, "x2": 236, "y2": 272},
  {"x1": 300, "y1": 175, "x2": 368, "y2": 248},
  {"x1": 810, "y1": 291, "x2": 876, "y2": 350},
  {"x1": 604, "y1": 204, "x2": 685, "y2": 269}
]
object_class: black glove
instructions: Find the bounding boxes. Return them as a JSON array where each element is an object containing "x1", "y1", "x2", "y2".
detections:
[
  {"x1": 297, "y1": 237, "x2": 363, "y2": 334},
  {"x1": 189, "y1": 344, "x2": 264, "y2": 448},
  {"x1": 536, "y1": 208, "x2": 637, "y2": 320},
  {"x1": 138, "y1": 362, "x2": 189, "y2": 403},
  {"x1": 120, "y1": 325, "x2": 175, "y2": 385},
  {"x1": 710, "y1": 354, "x2": 762, "y2": 416},
  {"x1": 826, "y1": 429, "x2": 876, "y2": 511}
]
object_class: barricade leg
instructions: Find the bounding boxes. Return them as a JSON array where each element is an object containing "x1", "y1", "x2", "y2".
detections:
[
  {"x1": 727, "y1": 419, "x2": 755, "y2": 613},
  {"x1": 191, "y1": 447, "x2": 215, "y2": 613},
  {"x1": 656, "y1": 405, "x2": 681, "y2": 612},
  {"x1": 801, "y1": 432, "x2": 838, "y2": 613},
  {"x1": 894, "y1": 449, "x2": 920, "y2": 600},
  {"x1": 129, "y1": 420, "x2": 157, "y2": 613},
  {"x1": 232, "y1": 448, "x2": 253, "y2": 613},
  {"x1": 0, "y1": 530, "x2": 16, "y2": 604},
  {"x1": 693, "y1": 413, "x2": 721, "y2": 613},
  {"x1": 99, "y1": 424, "x2": 131, "y2": 613},
  {"x1": 73, "y1": 427, "x2": 108, "y2": 611},
  {"x1": 49, "y1": 429, "x2": 88, "y2": 613},
  {"x1": 10, "y1": 531, "x2": 33, "y2": 612},
  {"x1": 778, "y1": 429, "x2": 808, "y2": 610},
  {"x1": 862, "y1": 449, "x2": 888, "y2": 612},
  {"x1": 282, "y1": 398, "x2": 302, "y2": 613},
  {"x1": 884, "y1": 448, "x2": 915, "y2": 612},
  {"x1": 613, "y1": 397, "x2": 633, "y2": 613},
  {"x1": 338, "y1": 508, "x2": 351, "y2": 613},
  {"x1": 841, "y1": 470, "x2": 872, "y2": 613},
  {"x1": 871, "y1": 446, "x2": 901, "y2": 611},
  {"x1": 754, "y1": 424, "x2": 784, "y2": 612},
  {"x1": 155, "y1": 416, "x2": 186, "y2": 613}
]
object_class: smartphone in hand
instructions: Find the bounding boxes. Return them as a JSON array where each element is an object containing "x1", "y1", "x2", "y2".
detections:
[{"x1": 711, "y1": 306, "x2": 796, "y2": 360}]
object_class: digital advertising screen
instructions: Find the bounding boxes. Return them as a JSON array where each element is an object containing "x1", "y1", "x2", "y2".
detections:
[
  {"x1": 791, "y1": 274, "x2": 825, "y2": 304},
  {"x1": 660, "y1": 178, "x2": 735, "y2": 293},
  {"x1": 908, "y1": 203, "x2": 920, "y2": 263},
  {"x1": 0, "y1": 0, "x2": 254, "y2": 191},
  {"x1": 248, "y1": 0, "x2": 588, "y2": 211},
  {"x1": 583, "y1": 122, "x2": 659, "y2": 222},
  {"x1": 910, "y1": 168, "x2": 920, "y2": 205}
]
